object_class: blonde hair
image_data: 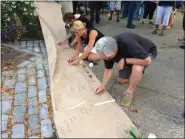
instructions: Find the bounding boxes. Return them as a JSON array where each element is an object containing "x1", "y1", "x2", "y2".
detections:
[{"x1": 72, "y1": 20, "x2": 86, "y2": 31}]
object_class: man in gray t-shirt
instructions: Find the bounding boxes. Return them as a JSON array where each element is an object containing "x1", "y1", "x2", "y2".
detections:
[{"x1": 94, "y1": 32, "x2": 157, "y2": 106}]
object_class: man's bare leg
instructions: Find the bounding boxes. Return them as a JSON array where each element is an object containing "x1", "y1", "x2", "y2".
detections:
[
  {"x1": 126, "y1": 65, "x2": 144, "y2": 94},
  {"x1": 121, "y1": 65, "x2": 144, "y2": 106}
]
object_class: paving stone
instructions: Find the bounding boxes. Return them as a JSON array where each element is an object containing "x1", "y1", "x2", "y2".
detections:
[
  {"x1": 47, "y1": 77, "x2": 50, "y2": 87},
  {"x1": 2, "y1": 100, "x2": 12, "y2": 113},
  {"x1": 17, "y1": 61, "x2": 31, "y2": 68},
  {"x1": 11, "y1": 124, "x2": 25, "y2": 138},
  {"x1": 21, "y1": 43, "x2": 26, "y2": 48},
  {"x1": 40, "y1": 104, "x2": 49, "y2": 120},
  {"x1": 41, "y1": 119, "x2": 53, "y2": 138},
  {"x1": 39, "y1": 90, "x2": 47, "y2": 103},
  {"x1": 28, "y1": 76, "x2": 36, "y2": 86},
  {"x1": 27, "y1": 62, "x2": 36, "y2": 68},
  {"x1": 34, "y1": 40, "x2": 39, "y2": 44},
  {"x1": 2, "y1": 115, "x2": 8, "y2": 131},
  {"x1": 28, "y1": 115, "x2": 39, "y2": 134},
  {"x1": 28, "y1": 106, "x2": 39, "y2": 115},
  {"x1": 30, "y1": 57, "x2": 39, "y2": 62},
  {"x1": 29, "y1": 136, "x2": 39, "y2": 138},
  {"x1": 1, "y1": 133, "x2": 8, "y2": 138},
  {"x1": 28, "y1": 97, "x2": 38, "y2": 107},
  {"x1": 2, "y1": 92, "x2": 12, "y2": 100},
  {"x1": 4, "y1": 78, "x2": 16, "y2": 88},
  {"x1": 28, "y1": 86, "x2": 37, "y2": 98},
  {"x1": 37, "y1": 63, "x2": 44, "y2": 70},
  {"x1": 15, "y1": 82, "x2": 27, "y2": 93},
  {"x1": 2, "y1": 70, "x2": 16, "y2": 76},
  {"x1": 46, "y1": 70, "x2": 50, "y2": 77},
  {"x1": 27, "y1": 68, "x2": 36, "y2": 76},
  {"x1": 17, "y1": 68, "x2": 26, "y2": 74},
  {"x1": 17, "y1": 74, "x2": 26, "y2": 82},
  {"x1": 13, "y1": 106, "x2": 26, "y2": 122},
  {"x1": 14, "y1": 93, "x2": 26, "y2": 106},
  {"x1": 38, "y1": 78, "x2": 47, "y2": 90},
  {"x1": 35, "y1": 60, "x2": 44, "y2": 66},
  {"x1": 27, "y1": 41, "x2": 33, "y2": 47},
  {"x1": 37, "y1": 70, "x2": 45, "y2": 78}
]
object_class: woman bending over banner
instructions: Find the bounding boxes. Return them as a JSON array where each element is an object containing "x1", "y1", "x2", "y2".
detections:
[{"x1": 68, "y1": 20, "x2": 104, "y2": 65}]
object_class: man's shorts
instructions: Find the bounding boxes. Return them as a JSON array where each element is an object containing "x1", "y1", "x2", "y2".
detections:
[{"x1": 119, "y1": 53, "x2": 155, "y2": 79}]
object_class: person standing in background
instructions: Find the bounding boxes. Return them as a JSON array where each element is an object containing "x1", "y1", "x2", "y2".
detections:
[
  {"x1": 89, "y1": 1, "x2": 102, "y2": 25},
  {"x1": 133, "y1": 1, "x2": 144, "y2": 21},
  {"x1": 152, "y1": 1, "x2": 176, "y2": 36},
  {"x1": 109, "y1": 1, "x2": 121, "y2": 22},
  {"x1": 127, "y1": 1, "x2": 137, "y2": 29},
  {"x1": 180, "y1": 1, "x2": 185, "y2": 49},
  {"x1": 122, "y1": 1, "x2": 130, "y2": 19},
  {"x1": 141, "y1": 1, "x2": 157, "y2": 25}
]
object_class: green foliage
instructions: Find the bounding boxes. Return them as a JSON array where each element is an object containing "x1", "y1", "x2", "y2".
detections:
[{"x1": 1, "y1": 1, "x2": 36, "y2": 29}]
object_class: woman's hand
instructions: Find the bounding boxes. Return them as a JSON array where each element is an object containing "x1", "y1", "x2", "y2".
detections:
[
  {"x1": 58, "y1": 40, "x2": 67, "y2": 45},
  {"x1": 70, "y1": 58, "x2": 80, "y2": 65},
  {"x1": 67, "y1": 57, "x2": 74, "y2": 63}
]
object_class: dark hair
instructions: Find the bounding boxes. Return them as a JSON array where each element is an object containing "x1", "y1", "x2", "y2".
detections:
[{"x1": 63, "y1": 12, "x2": 75, "y2": 22}]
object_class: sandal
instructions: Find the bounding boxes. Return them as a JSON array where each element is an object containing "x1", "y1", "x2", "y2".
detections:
[
  {"x1": 151, "y1": 29, "x2": 157, "y2": 34},
  {"x1": 159, "y1": 32, "x2": 164, "y2": 36}
]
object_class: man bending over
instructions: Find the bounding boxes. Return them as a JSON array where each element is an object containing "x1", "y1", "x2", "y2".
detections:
[{"x1": 94, "y1": 32, "x2": 157, "y2": 106}]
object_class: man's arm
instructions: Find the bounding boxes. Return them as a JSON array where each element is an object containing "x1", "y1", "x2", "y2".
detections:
[
  {"x1": 126, "y1": 56, "x2": 152, "y2": 66},
  {"x1": 96, "y1": 68, "x2": 113, "y2": 93}
]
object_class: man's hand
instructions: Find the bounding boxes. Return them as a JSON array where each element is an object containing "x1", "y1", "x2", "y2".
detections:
[
  {"x1": 117, "y1": 58, "x2": 125, "y2": 70},
  {"x1": 95, "y1": 85, "x2": 105, "y2": 94}
]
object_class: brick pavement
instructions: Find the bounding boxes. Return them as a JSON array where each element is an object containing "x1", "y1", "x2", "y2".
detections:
[{"x1": 1, "y1": 40, "x2": 56, "y2": 138}]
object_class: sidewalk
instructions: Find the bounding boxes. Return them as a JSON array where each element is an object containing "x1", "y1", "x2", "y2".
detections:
[{"x1": 1, "y1": 40, "x2": 56, "y2": 138}]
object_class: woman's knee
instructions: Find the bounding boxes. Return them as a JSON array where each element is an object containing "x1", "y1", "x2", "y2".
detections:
[{"x1": 88, "y1": 53, "x2": 101, "y2": 61}]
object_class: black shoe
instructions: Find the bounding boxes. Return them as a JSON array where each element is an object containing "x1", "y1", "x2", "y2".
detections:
[
  {"x1": 132, "y1": 24, "x2": 136, "y2": 27},
  {"x1": 117, "y1": 19, "x2": 120, "y2": 22},
  {"x1": 109, "y1": 17, "x2": 112, "y2": 20},
  {"x1": 127, "y1": 25, "x2": 135, "y2": 29},
  {"x1": 180, "y1": 45, "x2": 185, "y2": 49}
]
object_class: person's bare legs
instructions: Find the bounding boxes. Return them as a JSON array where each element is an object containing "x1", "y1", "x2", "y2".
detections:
[
  {"x1": 126, "y1": 65, "x2": 144, "y2": 94},
  {"x1": 116, "y1": 10, "x2": 120, "y2": 22},
  {"x1": 152, "y1": 24, "x2": 159, "y2": 34},
  {"x1": 109, "y1": 11, "x2": 113, "y2": 20},
  {"x1": 121, "y1": 65, "x2": 144, "y2": 106},
  {"x1": 159, "y1": 25, "x2": 167, "y2": 36}
]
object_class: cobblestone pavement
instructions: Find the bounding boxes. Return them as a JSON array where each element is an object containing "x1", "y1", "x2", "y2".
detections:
[{"x1": 1, "y1": 40, "x2": 56, "y2": 138}]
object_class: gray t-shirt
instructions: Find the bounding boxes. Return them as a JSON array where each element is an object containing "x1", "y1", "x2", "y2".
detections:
[{"x1": 104, "y1": 32, "x2": 157, "y2": 69}]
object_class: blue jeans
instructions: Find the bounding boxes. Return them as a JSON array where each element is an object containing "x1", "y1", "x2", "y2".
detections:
[
  {"x1": 127, "y1": 2, "x2": 137, "y2": 26},
  {"x1": 122, "y1": 1, "x2": 130, "y2": 18},
  {"x1": 134, "y1": 1, "x2": 142, "y2": 19}
]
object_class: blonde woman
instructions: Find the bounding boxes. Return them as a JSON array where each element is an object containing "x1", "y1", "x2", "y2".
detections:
[{"x1": 68, "y1": 20, "x2": 104, "y2": 65}]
